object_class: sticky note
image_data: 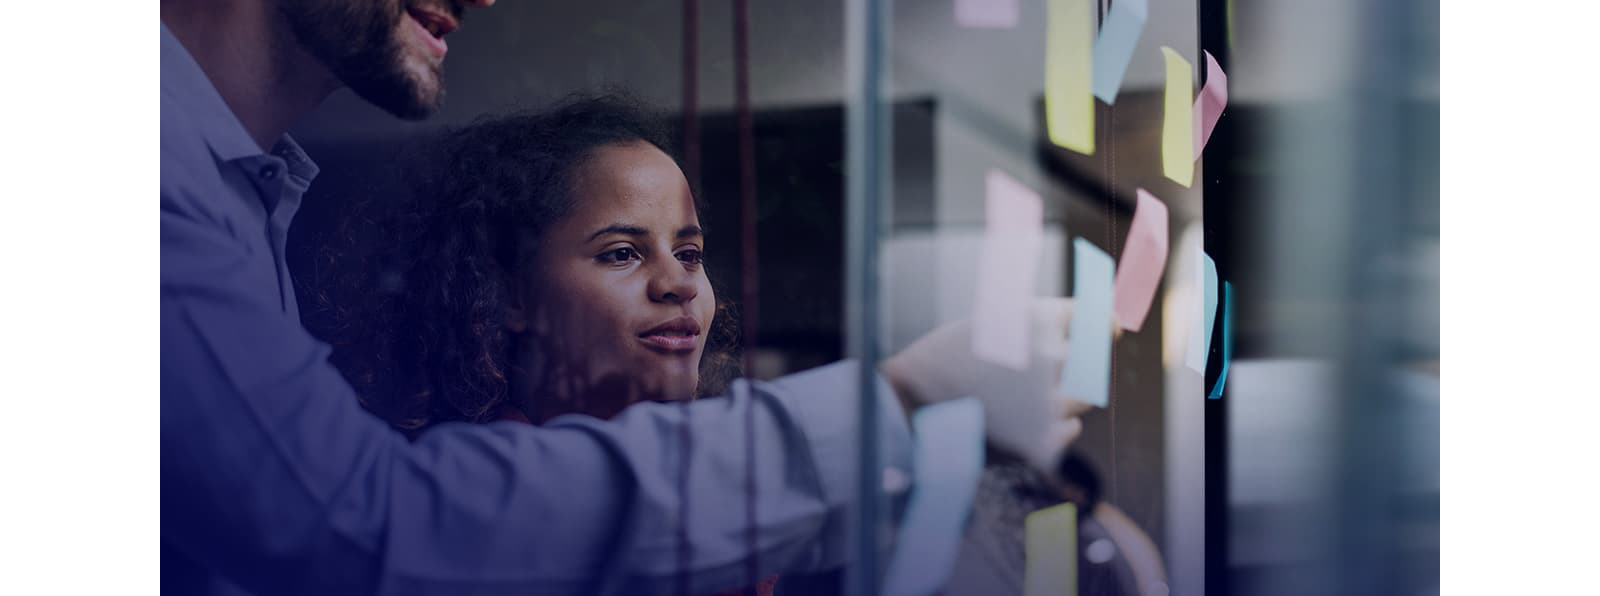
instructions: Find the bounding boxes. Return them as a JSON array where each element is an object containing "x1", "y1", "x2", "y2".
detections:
[
  {"x1": 1186, "y1": 253, "x2": 1218, "y2": 373},
  {"x1": 1193, "y1": 50, "x2": 1229, "y2": 157},
  {"x1": 1166, "y1": 224, "x2": 1203, "y2": 368},
  {"x1": 882, "y1": 398, "x2": 986, "y2": 596},
  {"x1": 1060, "y1": 238, "x2": 1114, "y2": 407},
  {"x1": 973, "y1": 170, "x2": 1045, "y2": 370},
  {"x1": 1185, "y1": 252, "x2": 1216, "y2": 373},
  {"x1": 1209, "y1": 282, "x2": 1234, "y2": 399},
  {"x1": 955, "y1": 0, "x2": 1020, "y2": 28},
  {"x1": 1045, "y1": 0, "x2": 1094, "y2": 154},
  {"x1": 1090, "y1": 0, "x2": 1148, "y2": 104},
  {"x1": 1113, "y1": 189, "x2": 1169, "y2": 332},
  {"x1": 1160, "y1": 47, "x2": 1194, "y2": 187},
  {"x1": 1024, "y1": 502, "x2": 1079, "y2": 596}
]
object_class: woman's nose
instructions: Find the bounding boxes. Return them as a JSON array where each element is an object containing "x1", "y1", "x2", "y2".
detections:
[{"x1": 649, "y1": 264, "x2": 699, "y2": 304}]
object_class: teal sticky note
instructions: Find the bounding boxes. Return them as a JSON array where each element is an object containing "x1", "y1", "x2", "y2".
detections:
[
  {"x1": 882, "y1": 398, "x2": 985, "y2": 596},
  {"x1": 1209, "y1": 282, "x2": 1234, "y2": 399},
  {"x1": 1091, "y1": 0, "x2": 1148, "y2": 104},
  {"x1": 1060, "y1": 238, "x2": 1115, "y2": 407}
]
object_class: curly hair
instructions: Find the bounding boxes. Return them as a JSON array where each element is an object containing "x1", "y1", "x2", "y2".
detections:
[{"x1": 318, "y1": 92, "x2": 740, "y2": 436}]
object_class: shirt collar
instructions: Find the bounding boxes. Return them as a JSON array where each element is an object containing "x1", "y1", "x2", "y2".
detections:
[
  {"x1": 160, "y1": 23, "x2": 319, "y2": 185},
  {"x1": 269, "y1": 135, "x2": 321, "y2": 185}
]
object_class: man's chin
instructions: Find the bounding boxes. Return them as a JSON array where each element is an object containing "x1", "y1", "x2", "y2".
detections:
[
  {"x1": 359, "y1": 83, "x2": 442, "y2": 121},
  {"x1": 344, "y1": 60, "x2": 443, "y2": 120}
]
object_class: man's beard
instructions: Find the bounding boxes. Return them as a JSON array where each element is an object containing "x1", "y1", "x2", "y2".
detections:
[{"x1": 279, "y1": 0, "x2": 447, "y2": 120}]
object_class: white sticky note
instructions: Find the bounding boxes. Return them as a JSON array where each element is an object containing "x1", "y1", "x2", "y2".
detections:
[
  {"x1": 882, "y1": 398, "x2": 986, "y2": 596},
  {"x1": 1060, "y1": 238, "x2": 1114, "y2": 407},
  {"x1": 955, "y1": 0, "x2": 1020, "y2": 28},
  {"x1": 973, "y1": 170, "x2": 1045, "y2": 370},
  {"x1": 1172, "y1": 224, "x2": 1204, "y2": 370},
  {"x1": 1024, "y1": 502, "x2": 1079, "y2": 596}
]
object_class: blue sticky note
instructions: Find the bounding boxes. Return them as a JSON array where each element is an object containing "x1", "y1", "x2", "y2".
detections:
[
  {"x1": 882, "y1": 398, "x2": 985, "y2": 596},
  {"x1": 1091, "y1": 0, "x2": 1148, "y2": 104},
  {"x1": 1060, "y1": 238, "x2": 1115, "y2": 407},
  {"x1": 1209, "y1": 282, "x2": 1234, "y2": 399}
]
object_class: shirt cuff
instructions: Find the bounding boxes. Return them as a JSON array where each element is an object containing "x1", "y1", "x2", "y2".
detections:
[{"x1": 763, "y1": 359, "x2": 915, "y2": 515}]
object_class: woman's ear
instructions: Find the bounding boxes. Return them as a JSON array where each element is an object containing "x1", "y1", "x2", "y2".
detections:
[
  {"x1": 505, "y1": 303, "x2": 529, "y2": 333},
  {"x1": 505, "y1": 280, "x2": 530, "y2": 333}
]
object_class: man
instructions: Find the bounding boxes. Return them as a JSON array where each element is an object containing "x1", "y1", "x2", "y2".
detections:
[{"x1": 161, "y1": 0, "x2": 1083, "y2": 593}]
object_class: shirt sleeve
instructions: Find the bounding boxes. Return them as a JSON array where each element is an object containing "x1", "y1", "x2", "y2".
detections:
[{"x1": 160, "y1": 191, "x2": 913, "y2": 595}]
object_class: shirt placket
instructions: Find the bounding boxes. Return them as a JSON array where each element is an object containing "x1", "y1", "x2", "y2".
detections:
[{"x1": 241, "y1": 154, "x2": 298, "y2": 315}]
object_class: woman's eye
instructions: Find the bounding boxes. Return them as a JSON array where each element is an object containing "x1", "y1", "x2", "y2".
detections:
[
  {"x1": 676, "y1": 249, "x2": 703, "y2": 265},
  {"x1": 599, "y1": 247, "x2": 640, "y2": 264}
]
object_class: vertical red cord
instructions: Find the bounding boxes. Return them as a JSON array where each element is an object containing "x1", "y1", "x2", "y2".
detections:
[
  {"x1": 734, "y1": 0, "x2": 760, "y2": 592},
  {"x1": 678, "y1": 4, "x2": 699, "y2": 596},
  {"x1": 683, "y1": 0, "x2": 701, "y2": 196},
  {"x1": 734, "y1": 0, "x2": 759, "y2": 376}
]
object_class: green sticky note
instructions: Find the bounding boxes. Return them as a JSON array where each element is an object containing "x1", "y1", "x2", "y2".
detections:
[
  {"x1": 1024, "y1": 502, "x2": 1079, "y2": 596},
  {"x1": 1161, "y1": 46, "x2": 1195, "y2": 187},
  {"x1": 1045, "y1": 0, "x2": 1094, "y2": 155}
]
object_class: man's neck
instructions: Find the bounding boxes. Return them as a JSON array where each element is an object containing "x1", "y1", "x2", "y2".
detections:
[{"x1": 162, "y1": 0, "x2": 340, "y2": 151}]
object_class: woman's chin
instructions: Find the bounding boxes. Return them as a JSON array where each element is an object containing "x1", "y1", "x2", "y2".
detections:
[{"x1": 646, "y1": 380, "x2": 699, "y2": 403}]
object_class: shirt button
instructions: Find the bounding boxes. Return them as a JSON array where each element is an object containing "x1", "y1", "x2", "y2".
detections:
[{"x1": 259, "y1": 165, "x2": 279, "y2": 181}]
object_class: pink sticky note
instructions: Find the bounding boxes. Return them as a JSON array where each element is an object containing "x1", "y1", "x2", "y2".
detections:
[
  {"x1": 956, "y1": 0, "x2": 1021, "y2": 29},
  {"x1": 1192, "y1": 51, "x2": 1229, "y2": 158},
  {"x1": 1113, "y1": 189, "x2": 1170, "y2": 332},
  {"x1": 972, "y1": 169, "x2": 1044, "y2": 370}
]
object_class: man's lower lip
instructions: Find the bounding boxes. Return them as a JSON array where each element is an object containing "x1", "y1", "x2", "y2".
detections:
[
  {"x1": 405, "y1": 13, "x2": 448, "y2": 59},
  {"x1": 638, "y1": 335, "x2": 698, "y2": 352}
]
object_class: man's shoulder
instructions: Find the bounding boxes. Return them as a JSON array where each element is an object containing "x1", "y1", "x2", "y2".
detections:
[{"x1": 160, "y1": 90, "x2": 226, "y2": 214}]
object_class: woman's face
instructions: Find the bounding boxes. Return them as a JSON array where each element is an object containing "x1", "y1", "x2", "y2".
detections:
[{"x1": 511, "y1": 141, "x2": 717, "y2": 419}]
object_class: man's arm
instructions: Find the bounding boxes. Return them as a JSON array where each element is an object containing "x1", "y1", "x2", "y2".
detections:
[{"x1": 160, "y1": 196, "x2": 912, "y2": 594}]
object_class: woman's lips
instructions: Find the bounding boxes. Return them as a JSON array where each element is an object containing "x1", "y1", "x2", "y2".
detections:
[
  {"x1": 639, "y1": 316, "x2": 702, "y2": 354},
  {"x1": 637, "y1": 333, "x2": 699, "y2": 353}
]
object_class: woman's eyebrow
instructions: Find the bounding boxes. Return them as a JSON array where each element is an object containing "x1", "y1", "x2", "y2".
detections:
[
  {"x1": 586, "y1": 224, "x2": 704, "y2": 242},
  {"x1": 587, "y1": 224, "x2": 649, "y2": 242}
]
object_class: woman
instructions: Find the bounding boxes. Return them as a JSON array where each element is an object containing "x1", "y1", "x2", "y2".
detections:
[
  {"x1": 322, "y1": 94, "x2": 772, "y2": 593},
  {"x1": 330, "y1": 93, "x2": 740, "y2": 432}
]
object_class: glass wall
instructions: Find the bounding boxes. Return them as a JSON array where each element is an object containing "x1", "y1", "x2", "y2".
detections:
[{"x1": 286, "y1": 1, "x2": 1437, "y2": 594}]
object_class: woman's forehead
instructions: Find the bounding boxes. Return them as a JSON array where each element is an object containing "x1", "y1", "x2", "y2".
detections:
[{"x1": 565, "y1": 142, "x2": 699, "y2": 234}]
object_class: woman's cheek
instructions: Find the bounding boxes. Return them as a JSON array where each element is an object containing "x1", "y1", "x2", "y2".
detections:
[{"x1": 699, "y1": 277, "x2": 717, "y2": 333}]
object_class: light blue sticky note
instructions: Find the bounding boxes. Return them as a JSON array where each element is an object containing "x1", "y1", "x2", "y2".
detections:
[
  {"x1": 1091, "y1": 0, "x2": 1149, "y2": 104},
  {"x1": 1200, "y1": 254, "x2": 1218, "y2": 370},
  {"x1": 1060, "y1": 238, "x2": 1115, "y2": 407},
  {"x1": 882, "y1": 398, "x2": 985, "y2": 596},
  {"x1": 1209, "y1": 282, "x2": 1234, "y2": 399}
]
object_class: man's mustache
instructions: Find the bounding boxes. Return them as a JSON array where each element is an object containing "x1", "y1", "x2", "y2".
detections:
[{"x1": 405, "y1": 0, "x2": 468, "y2": 23}]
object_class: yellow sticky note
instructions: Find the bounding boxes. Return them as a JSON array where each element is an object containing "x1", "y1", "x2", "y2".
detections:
[
  {"x1": 1045, "y1": 0, "x2": 1094, "y2": 155},
  {"x1": 1024, "y1": 502, "x2": 1079, "y2": 596},
  {"x1": 1161, "y1": 46, "x2": 1195, "y2": 187}
]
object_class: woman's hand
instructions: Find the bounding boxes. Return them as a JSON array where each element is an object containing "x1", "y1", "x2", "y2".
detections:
[{"x1": 881, "y1": 297, "x2": 1094, "y2": 472}]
